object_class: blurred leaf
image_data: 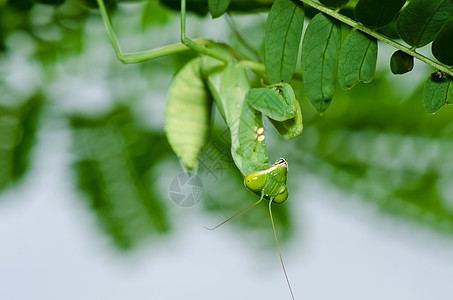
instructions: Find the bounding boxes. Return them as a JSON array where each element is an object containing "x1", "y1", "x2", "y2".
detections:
[
  {"x1": 295, "y1": 77, "x2": 453, "y2": 235},
  {"x1": 35, "y1": 0, "x2": 65, "y2": 5},
  {"x1": 397, "y1": 0, "x2": 453, "y2": 48},
  {"x1": 9, "y1": 0, "x2": 34, "y2": 11},
  {"x1": 390, "y1": 50, "x2": 414, "y2": 75},
  {"x1": 264, "y1": 0, "x2": 304, "y2": 84},
  {"x1": 81, "y1": 0, "x2": 116, "y2": 10},
  {"x1": 141, "y1": 0, "x2": 170, "y2": 28},
  {"x1": 301, "y1": 13, "x2": 341, "y2": 113},
  {"x1": 159, "y1": 0, "x2": 273, "y2": 15},
  {"x1": 338, "y1": 29, "x2": 377, "y2": 89},
  {"x1": 423, "y1": 76, "x2": 453, "y2": 114},
  {"x1": 208, "y1": 0, "x2": 230, "y2": 18},
  {"x1": 354, "y1": 0, "x2": 405, "y2": 28},
  {"x1": 0, "y1": 94, "x2": 43, "y2": 192},
  {"x1": 70, "y1": 107, "x2": 171, "y2": 250},
  {"x1": 432, "y1": 17, "x2": 453, "y2": 66}
]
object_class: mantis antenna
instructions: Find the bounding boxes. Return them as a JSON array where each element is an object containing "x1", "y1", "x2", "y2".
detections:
[
  {"x1": 269, "y1": 200, "x2": 296, "y2": 300},
  {"x1": 204, "y1": 194, "x2": 264, "y2": 230}
]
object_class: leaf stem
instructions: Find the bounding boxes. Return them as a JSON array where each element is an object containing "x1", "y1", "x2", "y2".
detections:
[{"x1": 298, "y1": 0, "x2": 453, "y2": 77}]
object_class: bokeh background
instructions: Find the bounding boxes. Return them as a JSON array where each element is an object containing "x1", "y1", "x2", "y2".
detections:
[{"x1": 1, "y1": 1, "x2": 453, "y2": 299}]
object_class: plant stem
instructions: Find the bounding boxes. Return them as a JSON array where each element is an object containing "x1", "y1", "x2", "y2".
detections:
[{"x1": 298, "y1": 0, "x2": 453, "y2": 77}]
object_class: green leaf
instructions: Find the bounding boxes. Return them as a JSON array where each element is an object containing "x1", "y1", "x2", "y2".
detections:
[
  {"x1": 301, "y1": 13, "x2": 341, "y2": 113},
  {"x1": 165, "y1": 57, "x2": 212, "y2": 170},
  {"x1": 35, "y1": 0, "x2": 65, "y2": 5},
  {"x1": 355, "y1": 0, "x2": 405, "y2": 28},
  {"x1": 432, "y1": 17, "x2": 453, "y2": 66},
  {"x1": 319, "y1": 0, "x2": 349, "y2": 9},
  {"x1": 265, "y1": 0, "x2": 304, "y2": 84},
  {"x1": 338, "y1": 30, "x2": 377, "y2": 89},
  {"x1": 397, "y1": 0, "x2": 453, "y2": 48},
  {"x1": 390, "y1": 50, "x2": 414, "y2": 75},
  {"x1": 0, "y1": 94, "x2": 43, "y2": 191},
  {"x1": 141, "y1": 0, "x2": 170, "y2": 29},
  {"x1": 71, "y1": 107, "x2": 170, "y2": 250},
  {"x1": 423, "y1": 76, "x2": 453, "y2": 113},
  {"x1": 208, "y1": 0, "x2": 231, "y2": 18}
]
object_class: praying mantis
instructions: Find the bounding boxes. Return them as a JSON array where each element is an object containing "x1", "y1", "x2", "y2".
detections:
[{"x1": 96, "y1": 0, "x2": 303, "y2": 298}]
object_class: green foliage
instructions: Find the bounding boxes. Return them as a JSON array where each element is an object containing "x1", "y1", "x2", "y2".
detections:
[
  {"x1": 390, "y1": 50, "x2": 414, "y2": 75},
  {"x1": 355, "y1": 0, "x2": 405, "y2": 28},
  {"x1": 35, "y1": 0, "x2": 65, "y2": 5},
  {"x1": 396, "y1": 0, "x2": 453, "y2": 48},
  {"x1": 0, "y1": 94, "x2": 43, "y2": 191},
  {"x1": 300, "y1": 78, "x2": 453, "y2": 235},
  {"x1": 423, "y1": 76, "x2": 453, "y2": 113},
  {"x1": 208, "y1": 0, "x2": 231, "y2": 18},
  {"x1": 141, "y1": 0, "x2": 171, "y2": 28},
  {"x1": 165, "y1": 57, "x2": 212, "y2": 171},
  {"x1": 264, "y1": 0, "x2": 304, "y2": 84},
  {"x1": 432, "y1": 17, "x2": 453, "y2": 66},
  {"x1": 301, "y1": 13, "x2": 341, "y2": 113},
  {"x1": 159, "y1": 0, "x2": 273, "y2": 15},
  {"x1": 338, "y1": 29, "x2": 377, "y2": 89}
]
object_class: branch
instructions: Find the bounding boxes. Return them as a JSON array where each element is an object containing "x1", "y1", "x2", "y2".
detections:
[{"x1": 299, "y1": 0, "x2": 453, "y2": 77}]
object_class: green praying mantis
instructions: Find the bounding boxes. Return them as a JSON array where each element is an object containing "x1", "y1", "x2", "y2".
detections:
[{"x1": 96, "y1": 0, "x2": 303, "y2": 299}]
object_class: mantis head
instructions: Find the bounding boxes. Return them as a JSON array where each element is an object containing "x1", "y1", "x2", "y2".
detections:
[{"x1": 244, "y1": 158, "x2": 289, "y2": 204}]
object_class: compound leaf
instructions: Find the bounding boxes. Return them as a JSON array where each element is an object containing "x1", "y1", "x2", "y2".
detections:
[
  {"x1": 397, "y1": 0, "x2": 453, "y2": 48},
  {"x1": 265, "y1": 0, "x2": 304, "y2": 84},
  {"x1": 423, "y1": 76, "x2": 453, "y2": 113},
  {"x1": 390, "y1": 50, "x2": 414, "y2": 75},
  {"x1": 355, "y1": 0, "x2": 405, "y2": 28},
  {"x1": 319, "y1": 0, "x2": 349, "y2": 9},
  {"x1": 301, "y1": 13, "x2": 341, "y2": 113},
  {"x1": 208, "y1": 0, "x2": 231, "y2": 18},
  {"x1": 338, "y1": 30, "x2": 377, "y2": 89},
  {"x1": 432, "y1": 17, "x2": 453, "y2": 66}
]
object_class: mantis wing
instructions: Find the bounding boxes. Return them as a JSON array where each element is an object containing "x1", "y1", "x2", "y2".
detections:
[
  {"x1": 203, "y1": 61, "x2": 269, "y2": 176},
  {"x1": 165, "y1": 57, "x2": 212, "y2": 170}
]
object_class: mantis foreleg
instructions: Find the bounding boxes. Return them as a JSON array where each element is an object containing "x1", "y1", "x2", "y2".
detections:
[{"x1": 96, "y1": 0, "x2": 229, "y2": 63}]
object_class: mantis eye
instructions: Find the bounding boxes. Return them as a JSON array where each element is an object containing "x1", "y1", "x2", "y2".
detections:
[
  {"x1": 273, "y1": 186, "x2": 288, "y2": 204},
  {"x1": 244, "y1": 173, "x2": 267, "y2": 192}
]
